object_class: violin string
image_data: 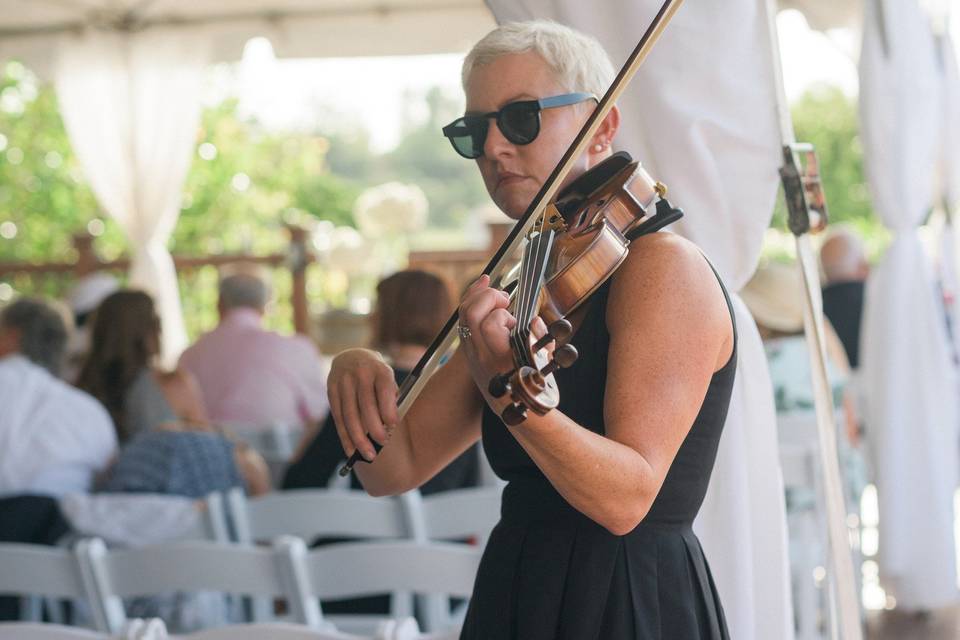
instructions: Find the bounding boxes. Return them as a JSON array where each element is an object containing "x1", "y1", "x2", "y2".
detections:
[
  {"x1": 521, "y1": 217, "x2": 551, "y2": 367},
  {"x1": 516, "y1": 233, "x2": 535, "y2": 364}
]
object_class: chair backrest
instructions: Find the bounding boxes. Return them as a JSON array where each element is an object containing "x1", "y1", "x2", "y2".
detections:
[
  {"x1": 58, "y1": 491, "x2": 230, "y2": 546},
  {"x1": 79, "y1": 537, "x2": 296, "y2": 634},
  {"x1": 225, "y1": 423, "x2": 301, "y2": 486},
  {"x1": 0, "y1": 542, "x2": 106, "y2": 630},
  {"x1": 0, "y1": 543, "x2": 89, "y2": 602},
  {"x1": 176, "y1": 621, "x2": 372, "y2": 640},
  {"x1": 227, "y1": 489, "x2": 411, "y2": 545},
  {"x1": 417, "y1": 487, "x2": 501, "y2": 547},
  {"x1": 288, "y1": 541, "x2": 481, "y2": 602},
  {"x1": 0, "y1": 623, "x2": 111, "y2": 639}
]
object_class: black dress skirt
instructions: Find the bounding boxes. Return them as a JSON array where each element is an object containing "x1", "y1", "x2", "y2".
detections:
[{"x1": 460, "y1": 274, "x2": 736, "y2": 640}]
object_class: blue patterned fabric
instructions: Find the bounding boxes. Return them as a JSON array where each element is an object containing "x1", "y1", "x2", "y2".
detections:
[{"x1": 102, "y1": 430, "x2": 242, "y2": 498}]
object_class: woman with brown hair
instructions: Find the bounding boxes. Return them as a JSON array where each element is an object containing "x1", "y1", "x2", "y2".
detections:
[
  {"x1": 76, "y1": 290, "x2": 207, "y2": 443},
  {"x1": 283, "y1": 269, "x2": 479, "y2": 493},
  {"x1": 77, "y1": 289, "x2": 270, "y2": 496}
]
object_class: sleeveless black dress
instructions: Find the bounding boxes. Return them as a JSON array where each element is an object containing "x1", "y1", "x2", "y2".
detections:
[{"x1": 460, "y1": 268, "x2": 737, "y2": 640}]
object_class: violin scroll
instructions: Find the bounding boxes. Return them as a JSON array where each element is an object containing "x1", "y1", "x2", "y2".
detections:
[{"x1": 488, "y1": 319, "x2": 579, "y2": 426}]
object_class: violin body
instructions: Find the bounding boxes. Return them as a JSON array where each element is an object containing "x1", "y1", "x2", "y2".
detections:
[
  {"x1": 492, "y1": 152, "x2": 680, "y2": 425},
  {"x1": 538, "y1": 152, "x2": 661, "y2": 325}
]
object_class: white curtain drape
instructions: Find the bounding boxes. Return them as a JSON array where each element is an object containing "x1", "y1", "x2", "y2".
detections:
[
  {"x1": 859, "y1": 0, "x2": 960, "y2": 611},
  {"x1": 939, "y1": 32, "x2": 960, "y2": 360},
  {"x1": 54, "y1": 29, "x2": 210, "y2": 363},
  {"x1": 943, "y1": 32, "x2": 960, "y2": 212},
  {"x1": 482, "y1": 3, "x2": 791, "y2": 638}
]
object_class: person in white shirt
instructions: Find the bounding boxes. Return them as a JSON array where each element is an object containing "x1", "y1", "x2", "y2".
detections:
[{"x1": 0, "y1": 297, "x2": 117, "y2": 497}]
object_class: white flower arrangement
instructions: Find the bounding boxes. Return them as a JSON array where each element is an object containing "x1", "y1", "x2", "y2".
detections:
[
  {"x1": 353, "y1": 182, "x2": 428, "y2": 237},
  {"x1": 327, "y1": 225, "x2": 375, "y2": 276}
]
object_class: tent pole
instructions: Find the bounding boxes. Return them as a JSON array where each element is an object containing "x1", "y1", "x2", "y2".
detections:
[{"x1": 761, "y1": 1, "x2": 864, "y2": 639}]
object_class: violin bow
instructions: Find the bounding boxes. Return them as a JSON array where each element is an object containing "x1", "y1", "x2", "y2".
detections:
[{"x1": 341, "y1": 0, "x2": 685, "y2": 475}]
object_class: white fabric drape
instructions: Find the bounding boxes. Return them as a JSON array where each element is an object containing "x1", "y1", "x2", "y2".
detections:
[
  {"x1": 942, "y1": 32, "x2": 960, "y2": 211},
  {"x1": 54, "y1": 29, "x2": 210, "y2": 363},
  {"x1": 859, "y1": 0, "x2": 960, "y2": 611},
  {"x1": 938, "y1": 32, "x2": 960, "y2": 361},
  {"x1": 482, "y1": 3, "x2": 791, "y2": 638}
]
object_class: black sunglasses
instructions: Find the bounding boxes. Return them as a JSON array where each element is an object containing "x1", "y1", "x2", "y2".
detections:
[{"x1": 441, "y1": 92, "x2": 598, "y2": 159}]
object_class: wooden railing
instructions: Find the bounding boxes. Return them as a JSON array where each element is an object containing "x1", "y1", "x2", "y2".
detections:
[
  {"x1": 0, "y1": 225, "x2": 314, "y2": 334},
  {"x1": 0, "y1": 221, "x2": 515, "y2": 339}
]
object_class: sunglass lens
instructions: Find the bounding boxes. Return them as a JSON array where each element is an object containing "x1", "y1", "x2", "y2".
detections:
[
  {"x1": 444, "y1": 118, "x2": 486, "y2": 159},
  {"x1": 499, "y1": 102, "x2": 540, "y2": 145}
]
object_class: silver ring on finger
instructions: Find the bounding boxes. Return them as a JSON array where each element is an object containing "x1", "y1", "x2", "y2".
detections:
[{"x1": 458, "y1": 323, "x2": 472, "y2": 340}]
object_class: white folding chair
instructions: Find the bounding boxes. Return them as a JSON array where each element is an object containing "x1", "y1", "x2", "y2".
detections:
[
  {"x1": 0, "y1": 543, "x2": 106, "y2": 632},
  {"x1": 282, "y1": 539, "x2": 481, "y2": 635},
  {"x1": 0, "y1": 623, "x2": 110, "y2": 639},
  {"x1": 224, "y1": 422, "x2": 302, "y2": 486},
  {"x1": 226, "y1": 488, "x2": 419, "y2": 622},
  {"x1": 78, "y1": 537, "x2": 301, "y2": 634},
  {"x1": 401, "y1": 487, "x2": 499, "y2": 631},
  {"x1": 777, "y1": 411, "x2": 829, "y2": 640},
  {"x1": 174, "y1": 620, "x2": 367, "y2": 640},
  {"x1": 226, "y1": 488, "x2": 414, "y2": 545},
  {"x1": 172, "y1": 617, "x2": 459, "y2": 640},
  {"x1": 416, "y1": 486, "x2": 501, "y2": 549}
]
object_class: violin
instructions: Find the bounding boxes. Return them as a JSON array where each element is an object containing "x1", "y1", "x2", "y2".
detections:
[
  {"x1": 340, "y1": 0, "x2": 686, "y2": 476},
  {"x1": 487, "y1": 151, "x2": 683, "y2": 426}
]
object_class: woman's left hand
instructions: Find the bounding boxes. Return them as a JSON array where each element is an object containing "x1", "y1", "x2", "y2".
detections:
[{"x1": 458, "y1": 275, "x2": 517, "y2": 402}]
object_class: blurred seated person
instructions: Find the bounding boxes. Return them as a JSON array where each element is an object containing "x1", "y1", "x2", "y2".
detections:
[
  {"x1": 820, "y1": 228, "x2": 868, "y2": 370},
  {"x1": 76, "y1": 289, "x2": 270, "y2": 495},
  {"x1": 178, "y1": 267, "x2": 329, "y2": 432},
  {"x1": 284, "y1": 270, "x2": 479, "y2": 494},
  {"x1": 0, "y1": 297, "x2": 116, "y2": 497},
  {"x1": 742, "y1": 262, "x2": 866, "y2": 504},
  {"x1": 63, "y1": 271, "x2": 119, "y2": 382},
  {"x1": 77, "y1": 289, "x2": 208, "y2": 441},
  {"x1": 100, "y1": 429, "x2": 248, "y2": 498}
]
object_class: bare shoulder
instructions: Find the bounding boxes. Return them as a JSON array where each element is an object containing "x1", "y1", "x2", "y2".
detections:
[
  {"x1": 155, "y1": 367, "x2": 202, "y2": 398},
  {"x1": 608, "y1": 232, "x2": 733, "y2": 370}
]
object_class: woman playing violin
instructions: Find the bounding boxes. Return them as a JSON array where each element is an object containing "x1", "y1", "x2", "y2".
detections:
[{"x1": 328, "y1": 20, "x2": 735, "y2": 640}]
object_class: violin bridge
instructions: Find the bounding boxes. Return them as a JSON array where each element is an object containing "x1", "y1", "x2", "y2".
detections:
[{"x1": 543, "y1": 203, "x2": 567, "y2": 232}]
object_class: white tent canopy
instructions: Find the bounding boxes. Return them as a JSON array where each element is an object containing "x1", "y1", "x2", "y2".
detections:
[{"x1": 0, "y1": 0, "x2": 496, "y2": 74}]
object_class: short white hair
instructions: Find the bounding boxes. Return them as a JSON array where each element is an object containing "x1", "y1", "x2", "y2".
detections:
[{"x1": 462, "y1": 20, "x2": 616, "y2": 99}]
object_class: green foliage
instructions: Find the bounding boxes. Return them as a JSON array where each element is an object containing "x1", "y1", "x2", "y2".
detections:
[
  {"x1": 0, "y1": 61, "x2": 489, "y2": 337},
  {"x1": 384, "y1": 87, "x2": 488, "y2": 228},
  {"x1": 779, "y1": 85, "x2": 887, "y2": 257},
  {"x1": 0, "y1": 62, "x2": 118, "y2": 265}
]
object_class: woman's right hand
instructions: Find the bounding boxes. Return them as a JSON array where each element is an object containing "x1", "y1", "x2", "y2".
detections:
[{"x1": 327, "y1": 348, "x2": 399, "y2": 462}]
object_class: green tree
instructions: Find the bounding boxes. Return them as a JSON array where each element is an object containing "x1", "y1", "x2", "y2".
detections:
[
  {"x1": 0, "y1": 62, "x2": 119, "y2": 263},
  {"x1": 784, "y1": 85, "x2": 883, "y2": 246},
  {"x1": 384, "y1": 86, "x2": 488, "y2": 228}
]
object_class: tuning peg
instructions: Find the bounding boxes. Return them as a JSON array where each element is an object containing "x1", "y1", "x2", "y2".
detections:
[
  {"x1": 501, "y1": 402, "x2": 528, "y2": 426},
  {"x1": 531, "y1": 318, "x2": 574, "y2": 352},
  {"x1": 538, "y1": 344, "x2": 579, "y2": 377},
  {"x1": 488, "y1": 373, "x2": 512, "y2": 398}
]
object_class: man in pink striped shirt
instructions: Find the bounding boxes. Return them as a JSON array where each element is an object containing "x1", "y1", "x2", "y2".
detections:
[{"x1": 179, "y1": 270, "x2": 329, "y2": 431}]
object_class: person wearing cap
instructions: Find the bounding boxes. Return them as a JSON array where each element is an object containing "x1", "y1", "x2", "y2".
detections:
[
  {"x1": 0, "y1": 297, "x2": 117, "y2": 497},
  {"x1": 62, "y1": 271, "x2": 120, "y2": 382}
]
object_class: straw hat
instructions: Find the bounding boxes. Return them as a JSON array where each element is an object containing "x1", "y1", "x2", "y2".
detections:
[{"x1": 740, "y1": 261, "x2": 806, "y2": 333}]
